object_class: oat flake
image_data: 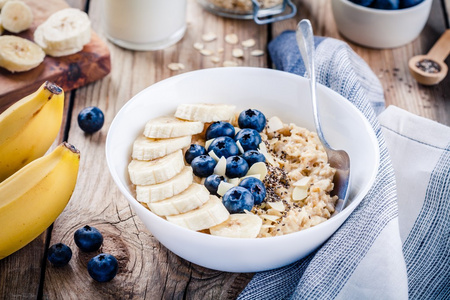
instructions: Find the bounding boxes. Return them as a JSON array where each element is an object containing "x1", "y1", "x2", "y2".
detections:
[
  {"x1": 210, "y1": 56, "x2": 221, "y2": 63},
  {"x1": 242, "y1": 39, "x2": 256, "y2": 48},
  {"x1": 168, "y1": 63, "x2": 185, "y2": 71},
  {"x1": 193, "y1": 42, "x2": 204, "y2": 50},
  {"x1": 223, "y1": 60, "x2": 238, "y2": 67},
  {"x1": 232, "y1": 48, "x2": 244, "y2": 58},
  {"x1": 225, "y1": 33, "x2": 239, "y2": 45},
  {"x1": 202, "y1": 32, "x2": 217, "y2": 42},
  {"x1": 200, "y1": 49, "x2": 214, "y2": 56},
  {"x1": 251, "y1": 49, "x2": 264, "y2": 57}
]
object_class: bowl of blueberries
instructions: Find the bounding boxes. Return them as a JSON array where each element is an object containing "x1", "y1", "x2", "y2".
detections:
[{"x1": 331, "y1": 0, "x2": 433, "y2": 48}]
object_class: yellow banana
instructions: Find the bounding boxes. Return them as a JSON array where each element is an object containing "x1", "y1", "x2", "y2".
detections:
[
  {"x1": 0, "y1": 81, "x2": 64, "y2": 182},
  {"x1": 0, "y1": 142, "x2": 80, "y2": 259}
]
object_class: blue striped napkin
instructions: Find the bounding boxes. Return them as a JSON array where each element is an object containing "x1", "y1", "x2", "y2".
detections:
[{"x1": 238, "y1": 31, "x2": 450, "y2": 299}]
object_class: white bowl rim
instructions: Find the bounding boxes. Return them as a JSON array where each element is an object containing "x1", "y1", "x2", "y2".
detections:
[
  {"x1": 338, "y1": 0, "x2": 432, "y2": 14},
  {"x1": 105, "y1": 67, "x2": 381, "y2": 244}
]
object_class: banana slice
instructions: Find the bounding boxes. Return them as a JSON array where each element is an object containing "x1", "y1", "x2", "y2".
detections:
[
  {"x1": 175, "y1": 103, "x2": 236, "y2": 122},
  {"x1": 166, "y1": 196, "x2": 230, "y2": 231},
  {"x1": 144, "y1": 116, "x2": 203, "y2": 139},
  {"x1": 136, "y1": 166, "x2": 193, "y2": 203},
  {"x1": 210, "y1": 214, "x2": 262, "y2": 238},
  {"x1": 132, "y1": 135, "x2": 191, "y2": 161},
  {"x1": 34, "y1": 8, "x2": 91, "y2": 57},
  {"x1": 148, "y1": 183, "x2": 210, "y2": 216},
  {"x1": 128, "y1": 149, "x2": 184, "y2": 185},
  {"x1": 0, "y1": 35, "x2": 45, "y2": 72},
  {"x1": 0, "y1": 0, "x2": 33, "y2": 33},
  {"x1": 0, "y1": 0, "x2": 10, "y2": 9}
]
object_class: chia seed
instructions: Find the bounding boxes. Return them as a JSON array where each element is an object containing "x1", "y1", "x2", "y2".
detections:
[{"x1": 416, "y1": 59, "x2": 441, "y2": 74}]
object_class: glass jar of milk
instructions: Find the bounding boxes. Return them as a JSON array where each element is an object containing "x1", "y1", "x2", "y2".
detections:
[{"x1": 103, "y1": 0, "x2": 187, "y2": 51}]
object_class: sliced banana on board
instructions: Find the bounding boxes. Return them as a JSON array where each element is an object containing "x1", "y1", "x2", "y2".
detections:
[
  {"x1": 0, "y1": 17, "x2": 4, "y2": 35},
  {"x1": 34, "y1": 8, "x2": 91, "y2": 57},
  {"x1": 0, "y1": 0, "x2": 10, "y2": 9},
  {"x1": 166, "y1": 196, "x2": 230, "y2": 231},
  {"x1": 136, "y1": 166, "x2": 194, "y2": 203},
  {"x1": 132, "y1": 135, "x2": 191, "y2": 161},
  {"x1": 148, "y1": 183, "x2": 210, "y2": 216},
  {"x1": 128, "y1": 149, "x2": 185, "y2": 185},
  {"x1": 175, "y1": 103, "x2": 236, "y2": 122},
  {"x1": 144, "y1": 116, "x2": 204, "y2": 139},
  {"x1": 210, "y1": 214, "x2": 262, "y2": 238},
  {"x1": 0, "y1": 0, "x2": 33, "y2": 33},
  {"x1": 0, "y1": 35, "x2": 45, "y2": 72}
]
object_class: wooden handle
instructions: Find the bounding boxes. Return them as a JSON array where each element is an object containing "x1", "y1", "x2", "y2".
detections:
[{"x1": 427, "y1": 29, "x2": 450, "y2": 62}]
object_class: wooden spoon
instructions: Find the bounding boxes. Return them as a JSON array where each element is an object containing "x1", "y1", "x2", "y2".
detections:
[{"x1": 408, "y1": 29, "x2": 450, "y2": 85}]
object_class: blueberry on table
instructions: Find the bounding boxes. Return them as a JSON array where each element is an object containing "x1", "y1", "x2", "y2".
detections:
[
  {"x1": 349, "y1": 0, "x2": 375, "y2": 6},
  {"x1": 204, "y1": 174, "x2": 226, "y2": 195},
  {"x1": 242, "y1": 150, "x2": 265, "y2": 167},
  {"x1": 78, "y1": 106, "x2": 105, "y2": 133},
  {"x1": 191, "y1": 155, "x2": 217, "y2": 177},
  {"x1": 234, "y1": 128, "x2": 262, "y2": 152},
  {"x1": 47, "y1": 243, "x2": 72, "y2": 267},
  {"x1": 370, "y1": 0, "x2": 399, "y2": 9},
  {"x1": 185, "y1": 144, "x2": 207, "y2": 164},
  {"x1": 87, "y1": 253, "x2": 118, "y2": 282},
  {"x1": 225, "y1": 156, "x2": 249, "y2": 178},
  {"x1": 205, "y1": 121, "x2": 235, "y2": 140},
  {"x1": 238, "y1": 109, "x2": 266, "y2": 132},
  {"x1": 208, "y1": 136, "x2": 240, "y2": 158},
  {"x1": 74, "y1": 225, "x2": 103, "y2": 252},
  {"x1": 239, "y1": 177, "x2": 266, "y2": 205}
]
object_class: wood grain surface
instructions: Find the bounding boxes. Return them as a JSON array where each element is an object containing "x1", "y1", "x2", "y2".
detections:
[
  {"x1": 0, "y1": 0, "x2": 449, "y2": 299},
  {"x1": 0, "y1": 0, "x2": 111, "y2": 113}
]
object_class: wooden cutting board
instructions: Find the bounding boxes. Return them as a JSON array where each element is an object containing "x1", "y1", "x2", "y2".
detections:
[{"x1": 0, "y1": 0, "x2": 111, "y2": 112}]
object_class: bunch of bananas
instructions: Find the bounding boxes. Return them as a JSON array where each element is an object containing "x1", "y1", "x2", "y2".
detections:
[{"x1": 0, "y1": 81, "x2": 80, "y2": 259}]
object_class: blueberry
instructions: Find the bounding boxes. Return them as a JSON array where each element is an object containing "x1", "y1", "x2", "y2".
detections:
[
  {"x1": 238, "y1": 109, "x2": 266, "y2": 132},
  {"x1": 208, "y1": 136, "x2": 239, "y2": 159},
  {"x1": 185, "y1": 144, "x2": 207, "y2": 164},
  {"x1": 239, "y1": 177, "x2": 266, "y2": 205},
  {"x1": 349, "y1": 0, "x2": 375, "y2": 6},
  {"x1": 74, "y1": 225, "x2": 103, "y2": 252},
  {"x1": 87, "y1": 253, "x2": 118, "y2": 282},
  {"x1": 77, "y1": 106, "x2": 105, "y2": 134},
  {"x1": 191, "y1": 155, "x2": 217, "y2": 177},
  {"x1": 204, "y1": 174, "x2": 226, "y2": 195},
  {"x1": 370, "y1": 0, "x2": 399, "y2": 9},
  {"x1": 242, "y1": 150, "x2": 266, "y2": 167},
  {"x1": 234, "y1": 128, "x2": 262, "y2": 152},
  {"x1": 225, "y1": 156, "x2": 249, "y2": 178},
  {"x1": 222, "y1": 186, "x2": 254, "y2": 213},
  {"x1": 205, "y1": 121, "x2": 235, "y2": 140},
  {"x1": 47, "y1": 243, "x2": 72, "y2": 267},
  {"x1": 400, "y1": 0, "x2": 422, "y2": 8}
]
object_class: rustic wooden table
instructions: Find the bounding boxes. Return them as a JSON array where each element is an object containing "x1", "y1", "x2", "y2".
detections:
[{"x1": 1, "y1": 0, "x2": 449, "y2": 299}]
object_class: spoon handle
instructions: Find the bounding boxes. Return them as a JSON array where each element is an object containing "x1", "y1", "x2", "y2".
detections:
[
  {"x1": 427, "y1": 29, "x2": 450, "y2": 62},
  {"x1": 296, "y1": 20, "x2": 330, "y2": 149}
]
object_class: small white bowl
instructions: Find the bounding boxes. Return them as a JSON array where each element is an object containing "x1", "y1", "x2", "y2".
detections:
[
  {"x1": 331, "y1": 0, "x2": 432, "y2": 49},
  {"x1": 106, "y1": 67, "x2": 380, "y2": 272}
]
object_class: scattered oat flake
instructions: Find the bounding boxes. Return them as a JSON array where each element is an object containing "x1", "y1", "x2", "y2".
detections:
[
  {"x1": 232, "y1": 48, "x2": 244, "y2": 58},
  {"x1": 223, "y1": 60, "x2": 238, "y2": 67},
  {"x1": 200, "y1": 49, "x2": 213, "y2": 56},
  {"x1": 202, "y1": 32, "x2": 217, "y2": 42},
  {"x1": 210, "y1": 56, "x2": 221, "y2": 63},
  {"x1": 217, "y1": 47, "x2": 224, "y2": 53},
  {"x1": 225, "y1": 33, "x2": 239, "y2": 44},
  {"x1": 193, "y1": 42, "x2": 204, "y2": 50},
  {"x1": 251, "y1": 49, "x2": 264, "y2": 57},
  {"x1": 168, "y1": 63, "x2": 185, "y2": 71},
  {"x1": 242, "y1": 39, "x2": 256, "y2": 48}
]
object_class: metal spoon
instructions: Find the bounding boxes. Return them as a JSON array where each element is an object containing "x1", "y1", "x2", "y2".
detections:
[
  {"x1": 296, "y1": 19, "x2": 350, "y2": 213},
  {"x1": 408, "y1": 29, "x2": 450, "y2": 86}
]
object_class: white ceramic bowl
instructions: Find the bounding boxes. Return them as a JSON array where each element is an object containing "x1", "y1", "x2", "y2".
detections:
[
  {"x1": 332, "y1": 0, "x2": 432, "y2": 49},
  {"x1": 106, "y1": 67, "x2": 380, "y2": 272}
]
